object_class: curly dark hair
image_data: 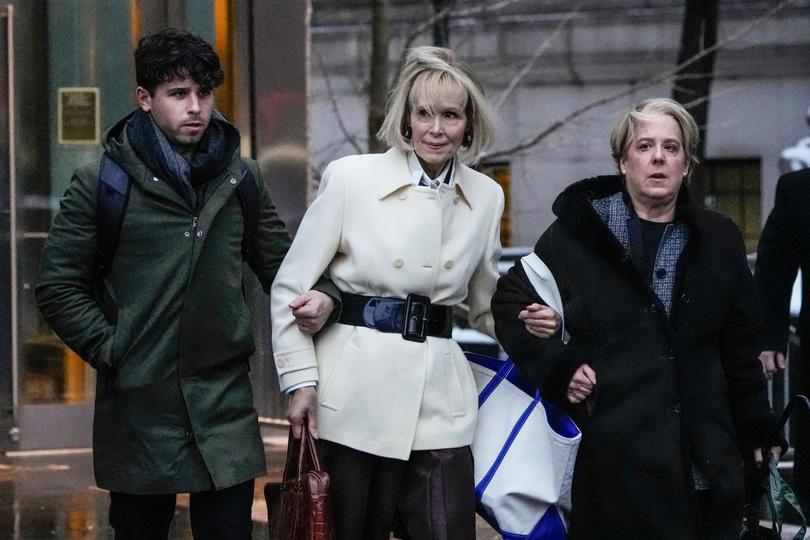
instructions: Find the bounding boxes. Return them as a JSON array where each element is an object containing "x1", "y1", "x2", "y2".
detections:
[{"x1": 134, "y1": 28, "x2": 225, "y2": 94}]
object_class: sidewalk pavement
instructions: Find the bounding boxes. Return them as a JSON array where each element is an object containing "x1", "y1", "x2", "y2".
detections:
[
  {"x1": 0, "y1": 434, "x2": 500, "y2": 539},
  {"x1": 6, "y1": 441, "x2": 799, "y2": 539}
]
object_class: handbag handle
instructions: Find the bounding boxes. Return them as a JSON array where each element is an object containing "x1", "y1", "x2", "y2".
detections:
[
  {"x1": 283, "y1": 418, "x2": 324, "y2": 482},
  {"x1": 298, "y1": 419, "x2": 323, "y2": 473}
]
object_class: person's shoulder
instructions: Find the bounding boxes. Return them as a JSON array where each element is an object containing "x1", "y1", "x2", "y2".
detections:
[
  {"x1": 692, "y1": 208, "x2": 748, "y2": 255},
  {"x1": 776, "y1": 168, "x2": 810, "y2": 196},
  {"x1": 240, "y1": 155, "x2": 259, "y2": 170},
  {"x1": 694, "y1": 206, "x2": 738, "y2": 232},
  {"x1": 325, "y1": 151, "x2": 384, "y2": 173},
  {"x1": 457, "y1": 163, "x2": 499, "y2": 188},
  {"x1": 320, "y1": 149, "x2": 405, "y2": 191},
  {"x1": 64, "y1": 156, "x2": 105, "y2": 196},
  {"x1": 76, "y1": 156, "x2": 104, "y2": 180},
  {"x1": 456, "y1": 163, "x2": 504, "y2": 202},
  {"x1": 238, "y1": 156, "x2": 261, "y2": 183}
]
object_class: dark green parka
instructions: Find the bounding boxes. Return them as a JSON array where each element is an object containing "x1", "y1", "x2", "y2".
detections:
[{"x1": 36, "y1": 114, "x2": 291, "y2": 494}]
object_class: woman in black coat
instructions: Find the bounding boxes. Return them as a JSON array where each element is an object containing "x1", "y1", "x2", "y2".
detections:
[{"x1": 492, "y1": 98, "x2": 784, "y2": 539}]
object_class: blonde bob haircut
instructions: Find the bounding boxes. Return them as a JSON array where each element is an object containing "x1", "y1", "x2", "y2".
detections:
[
  {"x1": 610, "y1": 97, "x2": 700, "y2": 177},
  {"x1": 377, "y1": 46, "x2": 496, "y2": 164}
]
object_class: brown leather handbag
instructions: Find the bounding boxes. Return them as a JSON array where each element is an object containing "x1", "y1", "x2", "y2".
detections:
[{"x1": 266, "y1": 422, "x2": 335, "y2": 540}]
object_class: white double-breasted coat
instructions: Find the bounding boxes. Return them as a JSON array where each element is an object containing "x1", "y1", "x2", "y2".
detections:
[{"x1": 270, "y1": 147, "x2": 504, "y2": 459}]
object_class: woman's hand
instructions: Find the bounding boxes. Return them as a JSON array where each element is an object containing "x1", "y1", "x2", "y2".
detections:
[
  {"x1": 567, "y1": 364, "x2": 597, "y2": 404},
  {"x1": 518, "y1": 303, "x2": 561, "y2": 338},
  {"x1": 290, "y1": 291, "x2": 334, "y2": 335},
  {"x1": 286, "y1": 387, "x2": 318, "y2": 439},
  {"x1": 754, "y1": 446, "x2": 782, "y2": 466}
]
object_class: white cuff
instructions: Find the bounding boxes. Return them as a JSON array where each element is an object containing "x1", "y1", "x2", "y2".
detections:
[{"x1": 286, "y1": 381, "x2": 316, "y2": 395}]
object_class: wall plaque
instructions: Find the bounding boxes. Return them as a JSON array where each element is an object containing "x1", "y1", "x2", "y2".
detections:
[{"x1": 58, "y1": 87, "x2": 99, "y2": 144}]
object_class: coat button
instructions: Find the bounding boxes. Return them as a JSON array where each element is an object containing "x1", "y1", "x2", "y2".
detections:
[
  {"x1": 673, "y1": 403, "x2": 682, "y2": 414},
  {"x1": 196, "y1": 230, "x2": 203, "y2": 237},
  {"x1": 184, "y1": 231, "x2": 191, "y2": 238},
  {"x1": 152, "y1": 176, "x2": 160, "y2": 183},
  {"x1": 655, "y1": 268, "x2": 667, "y2": 279},
  {"x1": 681, "y1": 293, "x2": 690, "y2": 304},
  {"x1": 185, "y1": 431, "x2": 194, "y2": 440},
  {"x1": 646, "y1": 303, "x2": 658, "y2": 314},
  {"x1": 393, "y1": 258, "x2": 404, "y2": 268},
  {"x1": 444, "y1": 260, "x2": 454, "y2": 269},
  {"x1": 276, "y1": 358, "x2": 286, "y2": 368},
  {"x1": 399, "y1": 191, "x2": 408, "y2": 200},
  {"x1": 230, "y1": 177, "x2": 238, "y2": 185}
]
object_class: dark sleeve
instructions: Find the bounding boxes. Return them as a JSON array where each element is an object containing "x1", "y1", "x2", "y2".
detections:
[
  {"x1": 245, "y1": 161, "x2": 342, "y2": 322},
  {"x1": 755, "y1": 173, "x2": 800, "y2": 354},
  {"x1": 312, "y1": 278, "x2": 342, "y2": 325},
  {"x1": 491, "y1": 225, "x2": 585, "y2": 405},
  {"x1": 245, "y1": 162, "x2": 293, "y2": 293},
  {"x1": 35, "y1": 163, "x2": 116, "y2": 369},
  {"x1": 722, "y1": 224, "x2": 784, "y2": 451}
]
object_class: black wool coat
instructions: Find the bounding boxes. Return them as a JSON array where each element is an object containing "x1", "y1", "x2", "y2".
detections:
[
  {"x1": 756, "y1": 168, "x2": 810, "y2": 361},
  {"x1": 492, "y1": 175, "x2": 780, "y2": 540},
  {"x1": 756, "y1": 168, "x2": 810, "y2": 497}
]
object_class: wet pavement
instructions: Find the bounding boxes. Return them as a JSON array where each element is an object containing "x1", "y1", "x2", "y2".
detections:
[
  {"x1": 7, "y1": 443, "x2": 801, "y2": 539},
  {"x1": 0, "y1": 438, "x2": 500, "y2": 539}
]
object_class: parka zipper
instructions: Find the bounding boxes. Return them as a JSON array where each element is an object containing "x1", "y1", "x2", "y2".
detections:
[{"x1": 178, "y1": 214, "x2": 201, "y2": 445}]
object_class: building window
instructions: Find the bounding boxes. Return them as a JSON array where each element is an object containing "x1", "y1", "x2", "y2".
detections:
[
  {"x1": 694, "y1": 158, "x2": 761, "y2": 253},
  {"x1": 479, "y1": 161, "x2": 512, "y2": 247}
]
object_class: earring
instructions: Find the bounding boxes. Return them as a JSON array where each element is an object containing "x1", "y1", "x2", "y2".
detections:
[
  {"x1": 402, "y1": 126, "x2": 412, "y2": 140},
  {"x1": 463, "y1": 131, "x2": 473, "y2": 147}
]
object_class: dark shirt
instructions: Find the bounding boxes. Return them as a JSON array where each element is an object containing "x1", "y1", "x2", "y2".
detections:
[{"x1": 639, "y1": 218, "x2": 670, "y2": 283}]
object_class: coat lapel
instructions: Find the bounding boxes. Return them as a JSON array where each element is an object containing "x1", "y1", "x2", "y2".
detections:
[{"x1": 376, "y1": 148, "x2": 413, "y2": 200}]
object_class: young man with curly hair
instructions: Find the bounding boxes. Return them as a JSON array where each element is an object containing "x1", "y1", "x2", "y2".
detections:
[{"x1": 36, "y1": 28, "x2": 335, "y2": 539}]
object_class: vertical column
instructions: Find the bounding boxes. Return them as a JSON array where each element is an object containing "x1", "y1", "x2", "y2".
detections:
[
  {"x1": 247, "y1": 0, "x2": 311, "y2": 420},
  {"x1": 0, "y1": 6, "x2": 14, "y2": 439},
  {"x1": 251, "y1": 0, "x2": 310, "y2": 234}
]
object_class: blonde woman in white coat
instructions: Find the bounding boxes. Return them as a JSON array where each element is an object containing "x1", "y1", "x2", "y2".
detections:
[{"x1": 271, "y1": 46, "x2": 559, "y2": 540}]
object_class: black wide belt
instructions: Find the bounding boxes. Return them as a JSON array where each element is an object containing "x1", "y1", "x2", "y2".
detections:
[{"x1": 338, "y1": 292, "x2": 453, "y2": 342}]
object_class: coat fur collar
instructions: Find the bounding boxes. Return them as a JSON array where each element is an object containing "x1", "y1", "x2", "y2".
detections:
[{"x1": 551, "y1": 174, "x2": 702, "y2": 261}]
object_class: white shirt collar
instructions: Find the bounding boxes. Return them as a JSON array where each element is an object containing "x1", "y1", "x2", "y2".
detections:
[{"x1": 407, "y1": 151, "x2": 455, "y2": 188}]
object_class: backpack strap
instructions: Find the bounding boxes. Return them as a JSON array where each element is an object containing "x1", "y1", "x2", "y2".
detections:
[
  {"x1": 96, "y1": 153, "x2": 131, "y2": 275},
  {"x1": 235, "y1": 160, "x2": 260, "y2": 260}
]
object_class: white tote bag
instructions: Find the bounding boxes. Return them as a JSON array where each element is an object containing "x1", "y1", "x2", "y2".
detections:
[{"x1": 468, "y1": 253, "x2": 580, "y2": 539}]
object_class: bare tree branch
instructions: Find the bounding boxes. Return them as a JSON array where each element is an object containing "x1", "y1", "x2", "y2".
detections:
[
  {"x1": 492, "y1": 3, "x2": 582, "y2": 112},
  {"x1": 483, "y1": 0, "x2": 797, "y2": 161},
  {"x1": 401, "y1": 0, "x2": 530, "y2": 53},
  {"x1": 314, "y1": 47, "x2": 364, "y2": 155}
]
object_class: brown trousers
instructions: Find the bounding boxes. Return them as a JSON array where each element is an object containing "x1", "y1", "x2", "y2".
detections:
[{"x1": 317, "y1": 440, "x2": 476, "y2": 540}]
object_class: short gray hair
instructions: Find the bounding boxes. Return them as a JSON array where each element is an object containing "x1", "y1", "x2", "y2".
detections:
[
  {"x1": 377, "y1": 46, "x2": 496, "y2": 164},
  {"x1": 610, "y1": 98, "x2": 700, "y2": 175}
]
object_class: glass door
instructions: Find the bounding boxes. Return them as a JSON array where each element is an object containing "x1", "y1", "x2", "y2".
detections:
[{"x1": 0, "y1": 4, "x2": 16, "y2": 451}]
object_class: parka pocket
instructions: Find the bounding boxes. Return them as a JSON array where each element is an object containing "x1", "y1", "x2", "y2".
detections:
[{"x1": 96, "y1": 326, "x2": 120, "y2": 371}]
